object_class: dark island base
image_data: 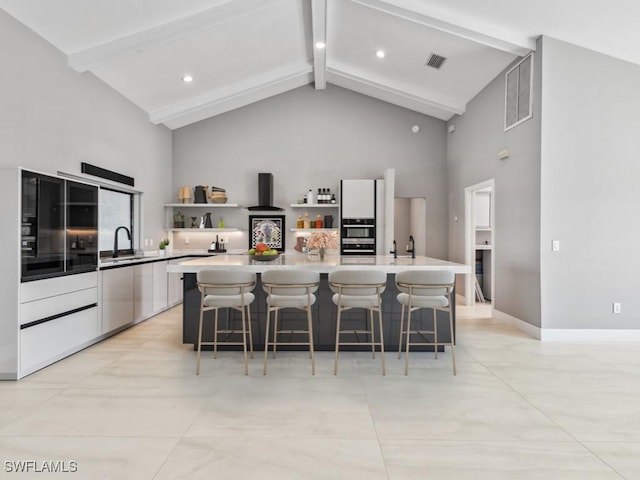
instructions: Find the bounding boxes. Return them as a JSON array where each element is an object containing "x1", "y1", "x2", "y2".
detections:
[{"x1": 182, "y1": 273, "x2": 455, "y2": 352}]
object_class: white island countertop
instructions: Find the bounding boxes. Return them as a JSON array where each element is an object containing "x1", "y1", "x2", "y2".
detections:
[{"x1": 167, "y1": 253, "x2": 471, "y2": 274}]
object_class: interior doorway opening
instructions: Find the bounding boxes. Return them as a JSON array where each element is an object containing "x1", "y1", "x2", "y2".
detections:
[{"x1": 464, "y1": 179, "x2": 495, "y2": 310}]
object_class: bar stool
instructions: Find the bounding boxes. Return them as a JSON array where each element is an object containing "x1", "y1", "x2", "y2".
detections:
[
  {"x1": 196, "y1": 270, "x2": 257, "y2": 375},
  {"x1": 328, "y1": 270, "x2": 387, "y2": 375},
  {"x1": 396, "y1": 270, "x2": 456, "y2": 375},
  {"x1": 262, "y1": 269, "x2": 320, "y2": 375}
]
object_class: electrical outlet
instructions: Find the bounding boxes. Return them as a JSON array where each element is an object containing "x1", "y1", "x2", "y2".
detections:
[
  {"x1": 184, "y1": 236, "x2": 190, "y2": 245},
  {"x1": 613, "y1": 302, "x2": 621, "y2": 314}
]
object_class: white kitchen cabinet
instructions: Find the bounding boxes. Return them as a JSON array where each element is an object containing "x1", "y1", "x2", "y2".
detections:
[
  {"x1": 21, "y1": 306, "x2": 99, "y2": 374},
  {"x1": 475, "y1": 191, "x2": 491, "y2": 229},
  {"x1": 168, "y1": 258, "x2": 185, "y2": 306},
  {"x1": 102, "y1": 267, "x2": 134, "y2": 333},
  {"x1": 134, "y1": 263, "x2": 154, "y2": 321},
  {"x1": 19, "y1": 272, "x2": 99, "y2": 376},
  {"x1": 340, "y1": 179, "x2": 376, "y2": 218},
  {"x1": 152, "y1": 260, "x2": 169, "y2": 312}
]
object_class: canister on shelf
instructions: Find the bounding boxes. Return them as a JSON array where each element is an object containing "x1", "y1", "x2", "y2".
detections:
[
  {"x1": 303, "y1": 212, "x2": 311, "y2": 229},
  {"x1": 297, "y1": 215, "x2": 303, "y2": 228},
  {"x1": 315, "y1": 214, "x2": 323, "y2": 229}
]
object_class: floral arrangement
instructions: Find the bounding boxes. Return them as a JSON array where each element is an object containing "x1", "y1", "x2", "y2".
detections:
[{"x1": 306, "y1": 231, "x2": 339, "y2": 251}]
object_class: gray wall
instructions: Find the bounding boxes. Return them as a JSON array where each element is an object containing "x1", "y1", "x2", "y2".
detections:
[
  {"x1": 540, "y1": 37, "x2": 640, "y2": 329},
  {"x1": 0, "y1": 10, "x2": 172, "y2": 246},
  {"x1": 447, "y1": 42, "x2": 543, "y2": 327},
  {"x1": 172, "y1": 84, "x2": 448, "y2": 256}
]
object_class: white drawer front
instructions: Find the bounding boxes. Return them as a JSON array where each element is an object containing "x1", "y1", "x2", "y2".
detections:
[
  {"x1": 21, "y1": 272, "x2": 98, "y2": 303},
  {"x1": 20, "y1": 306, "x2": 99, "y2": 374},
  {"x1": 20, "y1": 287, "x2": 97, "y2": 326}
]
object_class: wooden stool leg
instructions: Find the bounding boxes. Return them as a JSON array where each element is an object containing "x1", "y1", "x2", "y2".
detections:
[
  {"x1": 263, "y1": 303, "x2": 271, "y2": 375},
  {"x1": 377, "y1": 299, "x2": 385, "y2": 376},
  {"x1": 448, "y1": 297, "x2": 457, "y2": 376},
  {"x1": 213, "y1": 308, "x2": 219, "y2": 359},
  {"x1": 433, "y1": 308, "x2": 438, "y2": 360},
  {"x1": 334, "y1": 305, "x2": 342, "y2": 375},
  {"x1": 398, "y1": 304, "x2": 405, "y2": 359},
  {"x1": 404, "y1": 306, "x2": 412, "y2": 376},
  {"x1": 272, "y1": 309, "x2": 279, "y2": 359},
  {"x1": 307, "y1": 305, "x2": 315, "y2": 375},
  {"x1": 241, "y1": 304, "x2": 248, "y2": 376},
  {"x1": 196, "y1": 294, "x2": 205, "y2": 375},
  {"x1": 247, "y1": 305, "x2": 254, "y2": 359},
  {"x1": 369, "y1": 309, "x2": 376, "y2": 359}
]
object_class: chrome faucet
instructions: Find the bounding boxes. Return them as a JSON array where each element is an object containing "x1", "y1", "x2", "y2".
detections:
[
  {"x1": 390, "y1": 240, "x2": 397, "y2": 258},
  {"x1": 113, "y1": 226, "x2": 131, "y2": 258},
  {"x1": 406, "y1": 235, "x2": 415, "y2": 259}
]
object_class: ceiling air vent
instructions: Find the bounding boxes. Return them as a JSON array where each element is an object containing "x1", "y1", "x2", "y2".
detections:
[{"x1": 426, "y1": 53, "x2": 447, "y2": 69}]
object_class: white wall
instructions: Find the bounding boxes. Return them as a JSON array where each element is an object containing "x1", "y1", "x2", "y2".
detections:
[
  {"x1": 540, "y1": 37, "x2": 640, "y2": 330},
  {"x1": 447, "y1": 43, "x2": 543, "y2": 327},
  {"x1": 0, "y1": 10, "x2": 172, "y2": 246},
  {"x1": 172, "y1": 84, "x2": 448, "y2": 256}
]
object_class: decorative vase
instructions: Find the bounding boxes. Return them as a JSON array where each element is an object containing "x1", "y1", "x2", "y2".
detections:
[{"x1": 319, "y1": 247, "x2": 326, "y2": 261}]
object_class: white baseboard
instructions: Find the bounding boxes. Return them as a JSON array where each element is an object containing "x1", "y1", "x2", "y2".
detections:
[
  {"x1": 539, "y1": 329, "x2": 640, "y2": 342},
  {"x1": 493, "y1": 309, "x2": 640, "y2": 342},
  {"x1": 493, "y1": 309, "x2": 541, "y2": 339}
]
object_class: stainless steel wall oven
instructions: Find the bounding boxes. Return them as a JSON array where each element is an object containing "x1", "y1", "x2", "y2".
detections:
[{"x1": 340, "y1": 218, "x2": 376, "y2": 255}]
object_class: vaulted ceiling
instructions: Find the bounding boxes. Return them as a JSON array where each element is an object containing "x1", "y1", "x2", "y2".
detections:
[{"x1": 2, "y1": 0, "x2": 639, "y2": 130}]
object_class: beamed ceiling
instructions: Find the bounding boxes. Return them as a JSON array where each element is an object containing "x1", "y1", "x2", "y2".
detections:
[{"x1": 1, "y1": 0, "x2": 639, "y2": 129}]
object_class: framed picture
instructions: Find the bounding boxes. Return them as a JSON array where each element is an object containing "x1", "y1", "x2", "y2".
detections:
[{"x1": 248, "y1": 215, "x2": 285, "y2": 251}]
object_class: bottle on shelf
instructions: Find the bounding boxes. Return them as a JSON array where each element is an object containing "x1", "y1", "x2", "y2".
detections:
[
  {"x1": 303, "y1": 212, "x2": 311, "y2": 229},
  {"x1": 307, "y1": 189, "x2": 314, "y2": 205},
  {"x1": 330, "y1": 193, "x2": 336, "y2": 204},
  {"x1": 316, "y1": 214, "x2": 323, "y2": 228},
  {"x1": 297, "y1": 215, "x2": 303, "y2": 228},
  {"x1": 317, "y1": 188, "x2": 322, "y2": 204}
]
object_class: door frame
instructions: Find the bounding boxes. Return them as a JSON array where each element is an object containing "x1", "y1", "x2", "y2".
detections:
[{"x1": 464, "y1": 178, "x2": 495, "y2": 307}]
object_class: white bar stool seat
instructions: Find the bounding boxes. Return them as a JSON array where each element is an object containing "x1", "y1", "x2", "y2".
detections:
[
  {"x1": 328, "y1": 269, "x2": 387, "y2": 375},
  {"x1": 196, "y1": 270, "x2": 257, "y2": 375},
  {"x1": 262, "y1": 269, "x2": 320, "y2": 375},
  {"x1": 396, "y1": 269, "x2": 456, "y2": 375}
]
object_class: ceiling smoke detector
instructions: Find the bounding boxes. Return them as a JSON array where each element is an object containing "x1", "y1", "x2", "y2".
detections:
[{"x1": 425, "y1": 53, "x2": 447, "y2": 69}]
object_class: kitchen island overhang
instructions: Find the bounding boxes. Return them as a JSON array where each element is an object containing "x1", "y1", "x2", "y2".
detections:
[{"x1": 168, "y1": 254, "x2": 471, "y2": 351}]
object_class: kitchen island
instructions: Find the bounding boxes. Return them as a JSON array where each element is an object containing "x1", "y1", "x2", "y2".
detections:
[{"x1": 168, "y1": 253, "x2": 471, "y2": 351}]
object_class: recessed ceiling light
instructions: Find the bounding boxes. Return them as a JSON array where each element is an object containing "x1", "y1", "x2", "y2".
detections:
[
  {"x1": 182, "y1": 74, "x2": 193, "y2": 83},
  {"x1": 315, "y1": 41, "x2": 326, "y2": 49},
  {"x1": 376, "y1": 50, "x2": 385, "y2": 58}
]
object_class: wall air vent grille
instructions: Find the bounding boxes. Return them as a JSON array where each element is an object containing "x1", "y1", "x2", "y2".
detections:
[
  {"x1": 505, "y1": 53, "x2": 534, "y2": 131},
  {"x1": 426, "y1": 53, "x2": 447, "y2": 69}
]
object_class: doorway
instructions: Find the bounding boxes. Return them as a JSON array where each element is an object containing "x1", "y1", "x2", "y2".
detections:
[{"x1": 464, "y1": 179, "x2": 495, "y2": 309}]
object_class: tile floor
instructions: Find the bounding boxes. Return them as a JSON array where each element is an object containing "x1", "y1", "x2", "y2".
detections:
[{"x1": 1, "y1": 304, "x2": 639, "y2": 479}]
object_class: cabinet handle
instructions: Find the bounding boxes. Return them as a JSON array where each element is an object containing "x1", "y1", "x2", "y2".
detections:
[{"x1": 21, "y1": 303, "x2": 97, "y2": 330}]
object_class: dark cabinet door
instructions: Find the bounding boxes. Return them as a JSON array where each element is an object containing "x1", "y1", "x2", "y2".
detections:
[
  {"x1": 21, "y1": 171, "x2": 65, "y2": 280},
  {"x1": 66, "y1": 181, "x2": 98, "y2": 274}
]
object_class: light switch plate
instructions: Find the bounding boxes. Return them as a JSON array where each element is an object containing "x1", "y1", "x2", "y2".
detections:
[{"x1": 552, "y1": 240, "x2": 560, "y2": 252}]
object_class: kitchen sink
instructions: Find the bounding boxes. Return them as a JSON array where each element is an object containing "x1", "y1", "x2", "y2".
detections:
[{"x1": 100, "y1": 255, "x2": 149, "y2": 265}]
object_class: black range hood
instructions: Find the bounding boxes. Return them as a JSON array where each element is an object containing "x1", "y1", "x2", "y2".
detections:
[{"x1": 247, "y1": 172, "x2": 284, "y2": 211}]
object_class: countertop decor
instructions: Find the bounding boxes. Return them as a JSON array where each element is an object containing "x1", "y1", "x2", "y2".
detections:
[{"x1": 306, "y1": 231, "x2": 339, "y2": 261}]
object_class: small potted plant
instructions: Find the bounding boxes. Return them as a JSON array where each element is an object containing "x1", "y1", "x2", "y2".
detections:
[{"x1": 159, "y1": 238, "x2": 170, "y2": 256}]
